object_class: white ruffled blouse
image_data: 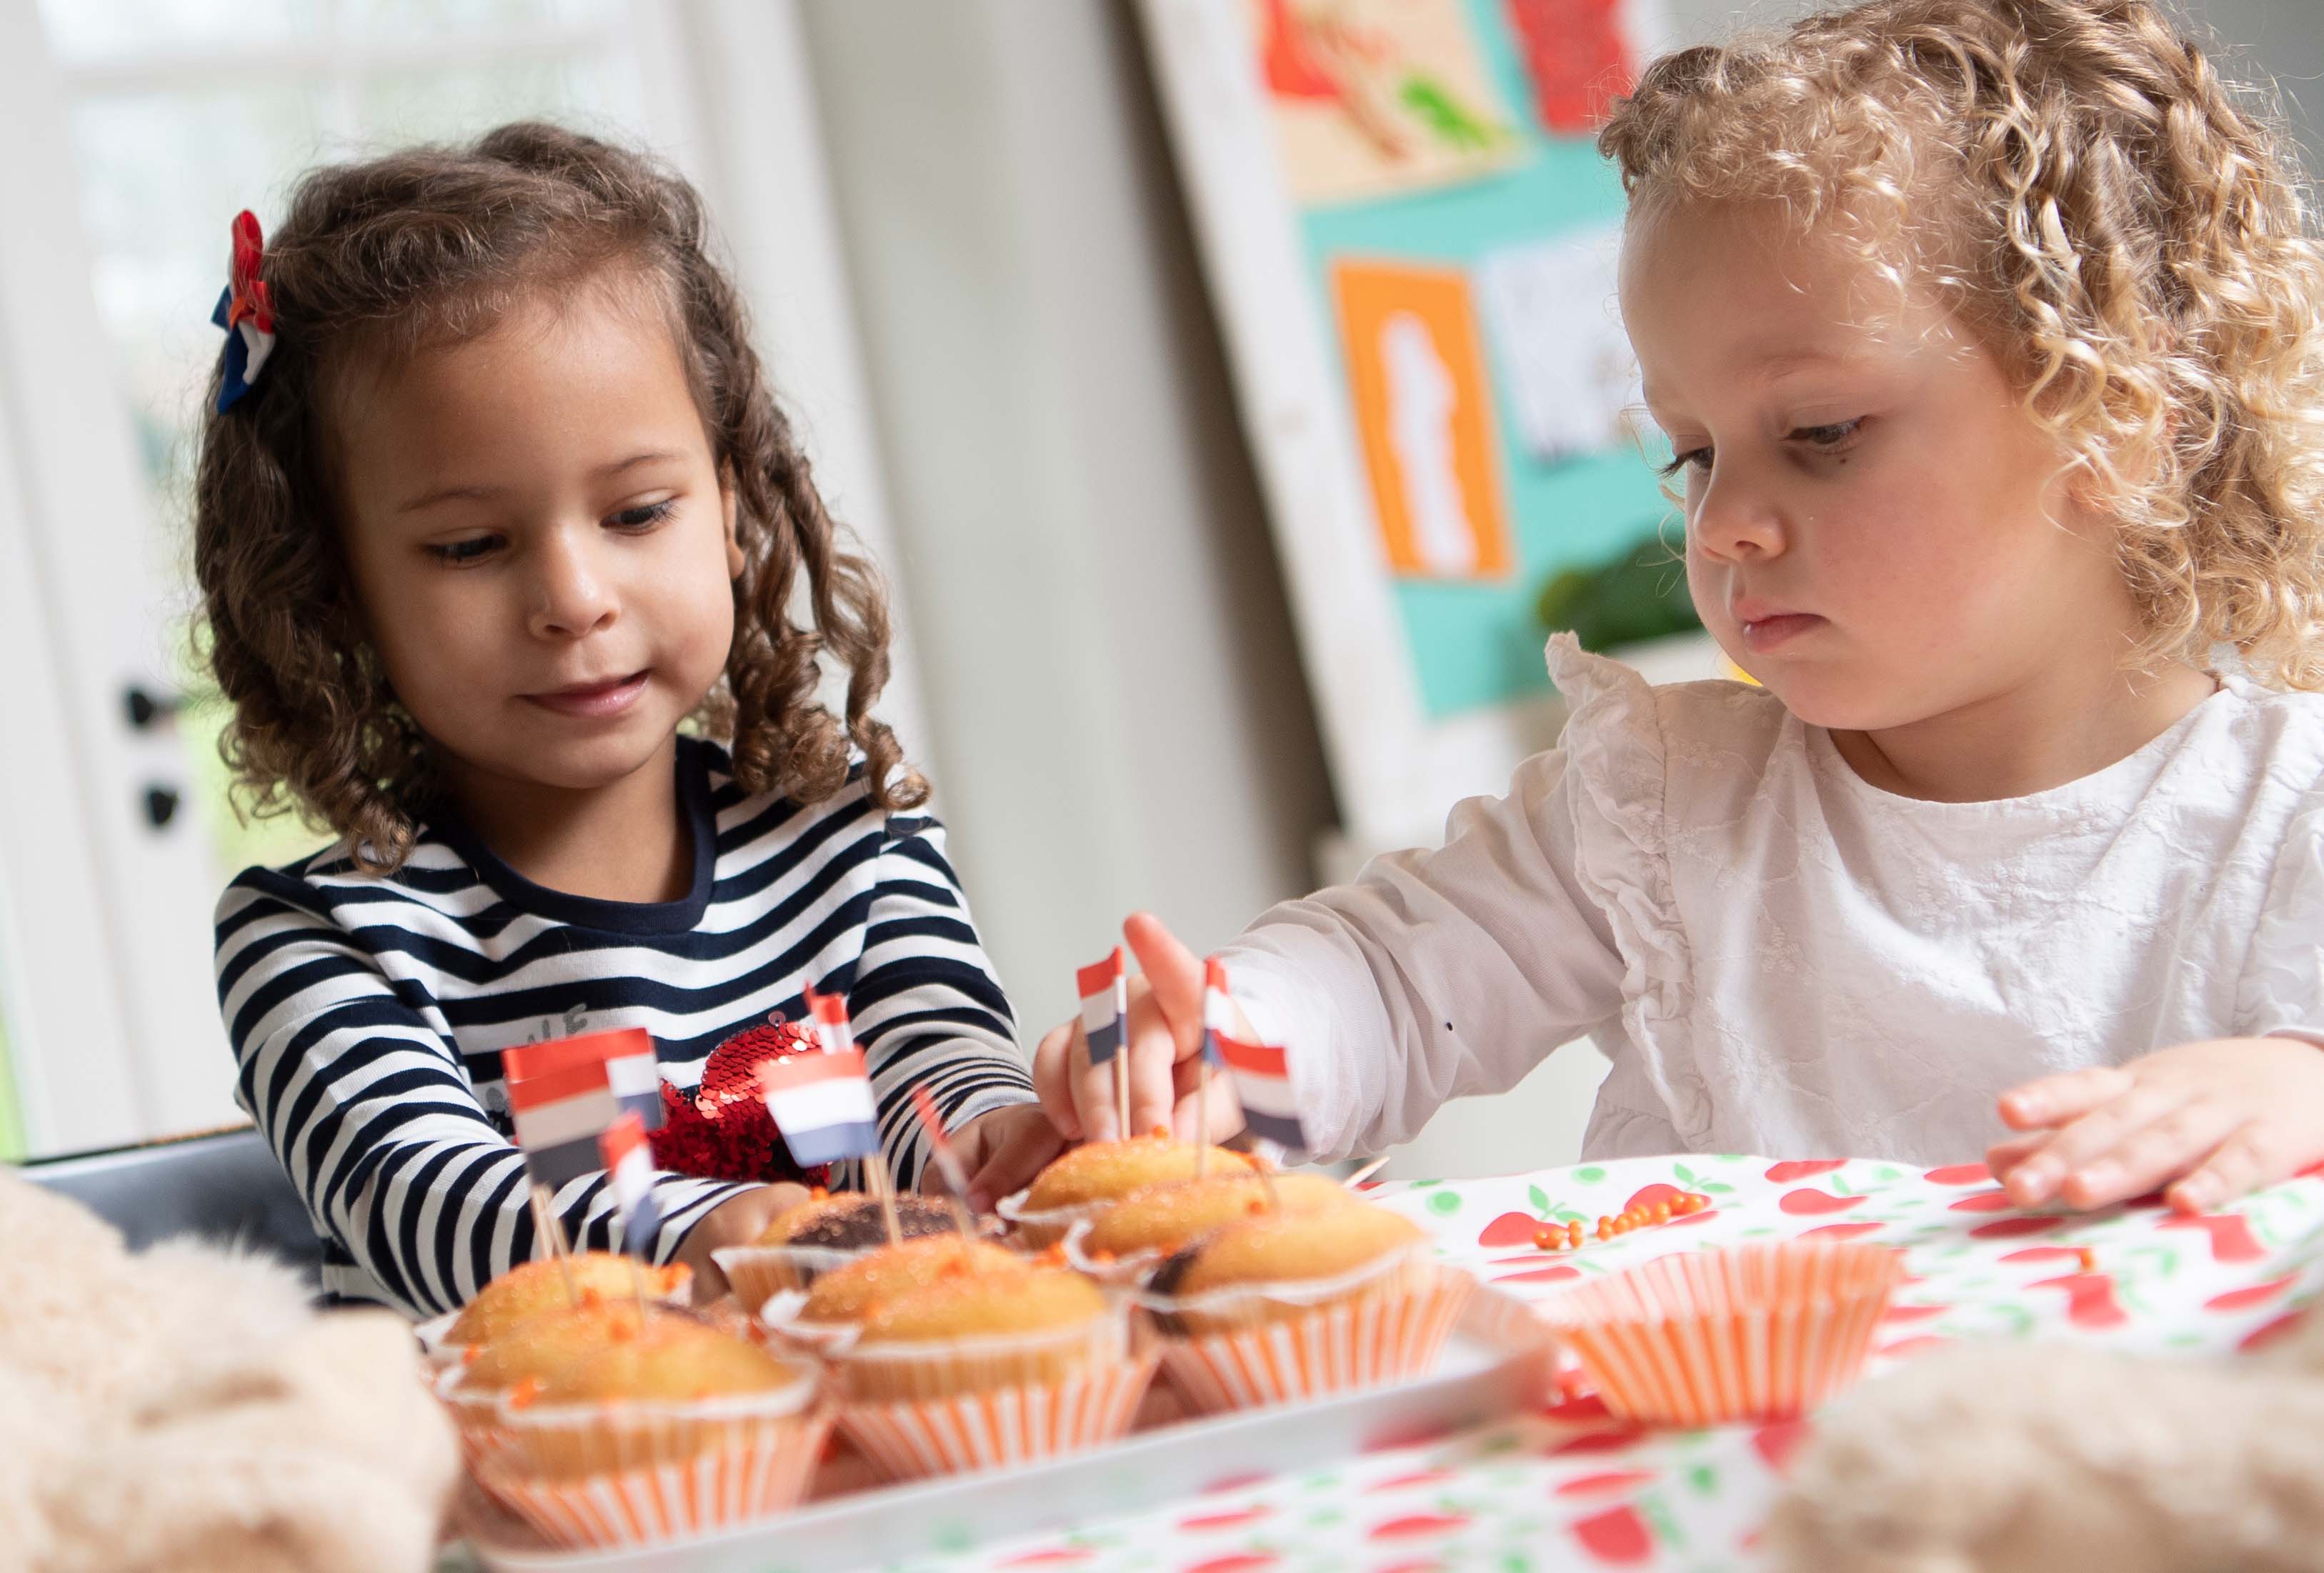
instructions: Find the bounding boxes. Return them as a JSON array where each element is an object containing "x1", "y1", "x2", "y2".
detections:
[{"x1": 1227, "y1": 636, "x2": 2324, "y2": 1165}]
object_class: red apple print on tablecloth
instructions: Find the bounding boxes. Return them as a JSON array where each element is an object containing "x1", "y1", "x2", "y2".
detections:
[
  {"x1": 1201, "y1": 1470, "x2": 1274, "y2": 1495},
  {"x1": 1923, "y1": 1163, "x2": 1993, "y2": 1186},
  {"x1": 1546, "y1": 1393, "x2": 1612, "y2": 1422},
  {"x1": 1368, "y1": 1513, "x2": 1471, "y2": 1541},
  {"x1": 1181, "y1": 1556, "x2": 1278, "y2": 1573},
  {"x1": 1948, "y1": 1189, "x2": 2015, "y2": 1212},
  {"x1": 1373, "y1": 1563, "x2": 1447, "y2": 1573},
  {"x1": 1551, "y1": 1425, "x2": 1648, "y2": 1457},
  {"x1": 1881, "y1": 1302, "x2": 1948, "y2": 1323},
  {"x1": 1765, "y1": 1160, "x2": 1847, "y2": 1183},
  {"x1": 2208, "y1": 1277, "x2": 2297, "y2": 1313},
  {"x1": 2000, "y1": 1246, "x2": 2081, "y2": 1265},
  {"x1": 1781, "y1": 1188, "x2": 1867, "y2": 1214},
  {"x1": 2029, "y1": 1272, "x2": 2127, "y2": 1330},
  {"x1": 1972, "y1": 1215, "x2": 2065, "y2": 1239},
  {"x1": 1478, "y1": 1212, "x2": 1543, "y2": 1248},
  {"x1": 1879, "y1": 1334, "x2": 1951, "y2": 1359},
  {"x1": 1555, "y1": 1469, "x2": 1658, "y2": 1498},
  {"x1": 1622, "y1": 1182, "x2": 1686, "y2": 1213},
  {"x1": 1753, "y1": 1419, "x2": 1812, "y2": 1474},
  {"x1": 1177, "y1": 1506, "x2": 1273, "y2": 1532},
  {"x1": 1366, "y1": 1467, "x2": 1460, "y2": 1494},
  {"x1": 999, "y1": 1552, "x2": 1095, "y2": 1568},
  {"x1": 1571, "y1": 1503, "x2": 1655, "y2": 1564},
  {"x1": 1495, "y1": 1264, "x2": 1584, "y2": 1285},
  {"x1": 2160, "y1": 1213, "x2": 2265, "y2": 1264},
  {"x1": 2242, "y1": 1308, "x2": 2311, "y2": 1353},
  {"x1": 1804, "y1": 1221, "x2": 1884, "y2": 1240}
]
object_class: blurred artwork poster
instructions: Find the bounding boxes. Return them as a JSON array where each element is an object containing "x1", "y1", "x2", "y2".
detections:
[
  {"x1": 1331, "y1": 259, "x2": 1512, "y2": 579},
  {"x1": 1254, "y1": 0, "x2": 1521, "y2": 205}
]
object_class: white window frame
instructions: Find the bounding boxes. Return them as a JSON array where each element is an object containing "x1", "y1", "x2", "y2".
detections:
[{"x1": 0, "y1": 0, "x2": 919, "y2": 1154}]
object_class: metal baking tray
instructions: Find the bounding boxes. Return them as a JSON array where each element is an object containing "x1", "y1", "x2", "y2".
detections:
[{"x1": 466, "y1": 1287, "x2": 1553, "y2": 1572}]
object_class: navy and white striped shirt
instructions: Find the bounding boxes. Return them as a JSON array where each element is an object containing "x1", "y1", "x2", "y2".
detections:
[{"x1": 214, "y1": 740, "x2": 1033, "y2": 1317}]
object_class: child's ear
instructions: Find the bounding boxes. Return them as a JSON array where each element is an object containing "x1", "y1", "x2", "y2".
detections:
[{"x1": 721, "y1": 466, "x2": 743, "y2": 579}]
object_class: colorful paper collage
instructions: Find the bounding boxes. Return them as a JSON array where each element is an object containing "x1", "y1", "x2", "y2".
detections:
[
  {"x1": 1247, "y1": 0, "x2": 1681, "y2": 718},
  {"x1": 1331, "y1": 259, "x2": 1515, "y2": 580}
]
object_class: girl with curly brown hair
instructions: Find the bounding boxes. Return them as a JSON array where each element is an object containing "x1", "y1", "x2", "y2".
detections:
[
  {"x1": 200, "y1": 123, "x2": 1057, "y2": 1317},
  {"x1": 1036, "y1": 0, "x2": 2324, "y2": 1217}
]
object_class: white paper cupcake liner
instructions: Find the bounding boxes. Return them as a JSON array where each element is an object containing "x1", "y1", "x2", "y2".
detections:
[
  {"x1": 1538, "y1": 1241, "x2": 1903, "y2": 1426},
  {"x1": 474, "y1": 1406, "x2": 833, "y2": 1549}
]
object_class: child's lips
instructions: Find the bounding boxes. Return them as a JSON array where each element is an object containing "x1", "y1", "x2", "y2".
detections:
[
  {"x1": 525, "y1": 670, "x2": 649, "y2": 718},
  {"x1": 1738, "y1": 612, "x2": 1825, "y2": 653}
]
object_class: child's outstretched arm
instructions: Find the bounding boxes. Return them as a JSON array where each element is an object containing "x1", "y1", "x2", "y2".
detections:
[
  {"x1": 216, "y1": 874, "x2": 791, "y2": 1317},
  {"x1": 1032, "y1": 748, "x2": 1633, "y2": 1162}
]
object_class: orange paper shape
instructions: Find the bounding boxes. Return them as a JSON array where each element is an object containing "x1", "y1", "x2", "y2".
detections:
[{"x1": 1332, "y1": 259, "x2": 1513, "y2": 581}]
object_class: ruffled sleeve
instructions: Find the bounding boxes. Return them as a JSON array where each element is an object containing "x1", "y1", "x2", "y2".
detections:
[
  {"x1": 2240, "y1": 793, "x2": 2324, "y2": 1048},
  {"x1": 1220, "y1": 634, "x2": 1693, "y2": 1161}
]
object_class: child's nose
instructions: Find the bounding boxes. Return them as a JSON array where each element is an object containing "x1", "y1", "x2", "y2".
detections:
[
  {"x1": 1688, "y1": 464, "x2": 1786, "y2": 564},
  {"x1": 529, "y1": 531, "x2": 618, "y2": 637}
]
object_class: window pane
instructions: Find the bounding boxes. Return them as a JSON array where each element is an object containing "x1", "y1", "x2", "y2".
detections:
[
  {"x1": 340, "y1": 0, "x2": 627, "y2": 39},
  {"x1": 356, "y1": 54, "x2": 639, "y2": 144},
  {"x1": 36, "y1": 0, "x2": 318, "y2": 61}
]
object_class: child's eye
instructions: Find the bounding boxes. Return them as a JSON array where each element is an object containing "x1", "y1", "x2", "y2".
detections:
[
  {"x1": 427, "y1": 536, "x2": 501, "y2": 564},
  {"x1": 1789, "y1": 418, "x2": 1864, "y2": 449},
  {"x1": 608, "y1": 500, "x2": 676, "y2": 530},
  {"x1": 1657, "y1": 445, "x2": 1712, "y2": 479}
]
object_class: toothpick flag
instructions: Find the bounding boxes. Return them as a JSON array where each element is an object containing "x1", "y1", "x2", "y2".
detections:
[
  {"x1": 909, "y1": 1085, "x2": 975, "y2": 1204},
  {"x1": 504, "y1": 1027, "x2": 665, "y2": 1129},
  {"x1": 1217, "y1": 1030, "x2": 1306, "y2": 1155},
  {"x1": 508, "y1": 1059, "x2": 624, "y2": 1190},
  {"x1": 598, "y1": 1111, "x2": 662, "y2": 1257},
  {"x1": 762, "y1": 987, "x2": 881, "y2": 1167},
  {"x1": 1076, "y1": 947, "x2": 1128, "y2": 1066},
  {"x1": 1202, "y1": 957, "x2": 1235, "y2": 1069}
]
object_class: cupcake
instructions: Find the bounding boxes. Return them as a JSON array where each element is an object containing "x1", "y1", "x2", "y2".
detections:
[
  {"x1": 1539, "y1": 1241, "x2": 1903, "y2": 1427},
  {"x1": 460, "y1": 1304, "x2": 830, "y2": 1550},
  {"x1": 837, "y1": 1265, "x2": 1110, "y2": 1401},
  {"x1": 713, "y1": 1189, "x2": 989, "y2": 1312},
  {"x1": 1001, "y1": 1134, "x2": 1259, "y2": 1247},
  {"x1": 798, "y1": 1234, "x2": 1025, "y2": 1329},
  {"x1": 417, "y1": 1252, "x2": 690, "y2": 1368},
  {"x1": 1137, "y1": 1202, "x2": 1471, "y2": 1414},
  {"x1": 1072, "y1": 1171, "x2": 1352, "y2": 1282}
]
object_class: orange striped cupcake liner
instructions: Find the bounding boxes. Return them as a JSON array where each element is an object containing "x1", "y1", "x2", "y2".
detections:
[
  {"x1": 994, "y1": 1189, "x2": 1108, "y2": 1251},
  {"x1": 716, "y1": 1219, "x2": 1011, "y2": 1309},
  {"x1": 837, "y1": 1348, "x2": 1159, "y2": 1482},
  {"x1": 1539, "y1": 1241, "x2": 1903, "y2": 1427},
  {"x1": 1142, "y1": 1257, "x2": 1475, "y2": 1415},
  {"x1": 474, "y1": 1407, "x2": 833, "y2": 1549}
]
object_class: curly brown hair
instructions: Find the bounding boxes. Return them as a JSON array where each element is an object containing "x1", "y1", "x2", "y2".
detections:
[
  {"x1": 1600, "y1": 0, "x2": 2324, "y2": 689},
  {"x1": 192, "y1": 121, "x2": 924, "y2": 872}
]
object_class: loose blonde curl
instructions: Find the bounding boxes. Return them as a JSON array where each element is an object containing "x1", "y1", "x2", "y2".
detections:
[{"x1": 1600, "y1": 0, "x2": 2324, "y2": 689}]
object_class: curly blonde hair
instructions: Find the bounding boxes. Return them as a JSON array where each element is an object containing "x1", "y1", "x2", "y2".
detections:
[
  {"x1": 193, "y1": 121, "x2": 923, "y2": 872},
  {"x1": 1599, "y1": 0, "x2": 2324, "y2": 689}
]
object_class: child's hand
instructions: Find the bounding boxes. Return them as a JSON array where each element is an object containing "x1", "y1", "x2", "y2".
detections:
[
  {"x1": 1989, "y1": 1038, "x2": 2324, "y2": 1213},
  {"x1": 673, "y1": 1182, "x2": 812, "y2": 1302},
  {"x1": 941, "y1": 1103, "x2": 1068, "y2": 1211},
  {"x1": 1030, "y1": 912, "x2": 1245, "y2": 1147}
]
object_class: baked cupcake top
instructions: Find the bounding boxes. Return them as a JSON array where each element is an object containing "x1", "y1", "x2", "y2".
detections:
[
  {"x1": 857, "y1": 1266, "x2": 1104, "y2": 1344},
  {"x1": 522, "y1": 1312, "x2": 809, "y2": 1405},
  {"x1": 757, "y1": 1192, "x2": 961, "y2": 1250},
  {"x1": 463, "y1": 1297, "x2": 687, "y2": 1392},
  {"x1": 800, "y1": 1234, "x2": 1027, "y2": 1324},
  {"x1": 1149, "y1": 1203, "x2": 1424, "y2": 1301},
  {"x1": 1022, "y1": 1135, "x2": 1257, "y2": 1212},
  {"x1": 1084, "y1": 1172, "x2": 1352, "y2": 1260},
  {"x1": 448, "y1": 1254, "x2": 690, "y2": 1347}
]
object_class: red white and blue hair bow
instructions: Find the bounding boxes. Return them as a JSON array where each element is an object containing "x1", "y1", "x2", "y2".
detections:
[{"x1": 210, "y1": 209, "x2": 276, "y2": 412}]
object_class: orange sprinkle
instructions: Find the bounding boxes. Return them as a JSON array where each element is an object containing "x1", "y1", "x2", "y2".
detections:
[
  {"x1": 2077, "y1": 1247, "x2": 2096, "y2": 1273},
  {"x1": 509, "y1": 1377, "x2": 541, "y2": 1411},
  {"x1": 461, "y1": 1344, "x2": 482, "y2": 1367},
  {"x1": 809, "y1": 1186, "x2": 829, "y2": 1200},
  {"x1": 1149, "y1": 1125, "x2": 1172, "y2": 1139},
  {"x1": 1037, "y1": 1244, "x2": 1068, "y2": 1267},
  {"x1": 1596, "y1": 1219, "x2": 1613, "y2": 1241},
  {"x1": 1567, "y1": 1221, "x2": 1584, "y2": 1248},
  {"x1": 1533, "y1": 1229, "x2": 1555, "y2": 1249},
  {"x1": 1652, "y1": 1202, "x2": 1672, "y2": 1224},
  {"x1": 1092, "y1": 1249, "x2": 1117, "y2": 1264}
]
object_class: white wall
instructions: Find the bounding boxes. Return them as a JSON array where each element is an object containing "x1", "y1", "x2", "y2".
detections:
[{"x1": 796, "y1": 1, "x2": 1337, "y2": 1044}]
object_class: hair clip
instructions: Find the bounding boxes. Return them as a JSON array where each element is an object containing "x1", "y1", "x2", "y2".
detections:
[{"x1": 210, "y1": 209, "x2": 276, "y2": 412}]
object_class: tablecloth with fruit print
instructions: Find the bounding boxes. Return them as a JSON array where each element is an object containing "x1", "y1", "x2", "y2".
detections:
[{"x1": 895, "y1": 1154, "x2": 2324, "y2": 1573}]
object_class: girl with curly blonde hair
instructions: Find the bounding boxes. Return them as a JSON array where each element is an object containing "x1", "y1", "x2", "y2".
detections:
[
  {"x1": 199, "y1": 123, "x2": 1056, "y2": 1317},
  {"x1": 1034, "y1": 0, "x2": 2324, "y2": 1219}
]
